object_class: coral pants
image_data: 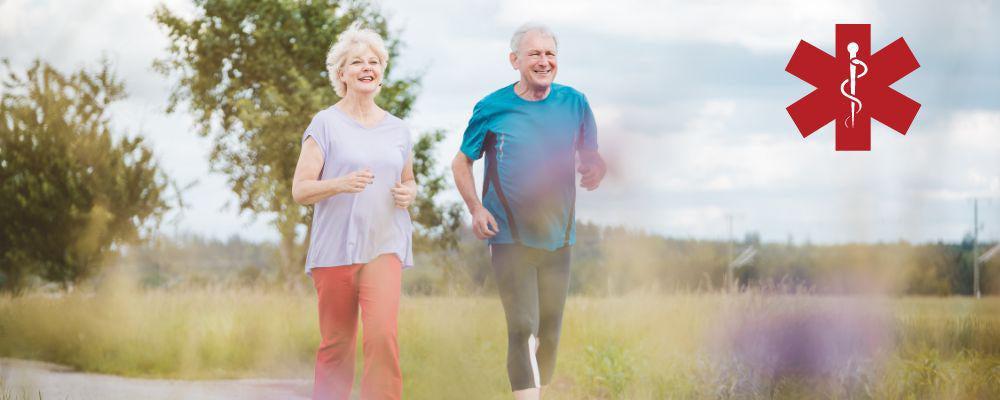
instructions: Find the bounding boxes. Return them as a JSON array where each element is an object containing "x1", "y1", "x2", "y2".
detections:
[{"x1": 311, "y1": 254, "x2": 402, "y2": 400}]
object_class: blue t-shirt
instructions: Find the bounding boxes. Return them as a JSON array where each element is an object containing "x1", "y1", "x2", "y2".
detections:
[{"x1": 460, "y1": 83, "x2": 598, "y2": 251}]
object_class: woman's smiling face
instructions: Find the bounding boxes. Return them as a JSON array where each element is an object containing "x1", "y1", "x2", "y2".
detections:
[{"x1": 339, "y1": 46, "x2": 384, "y2": 96}]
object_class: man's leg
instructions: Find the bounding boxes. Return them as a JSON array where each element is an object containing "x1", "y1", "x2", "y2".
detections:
[
  {"x1": 491, "y1": 244, "x2": 542, "y2": 393},
  {"x1": 535, "y1": 246, "x2": 571, "y2": 387}
]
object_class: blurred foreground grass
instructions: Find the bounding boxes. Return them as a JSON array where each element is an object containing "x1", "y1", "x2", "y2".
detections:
[{"x1": 1, "y1": 285, "x2": 998, "y2": 399}]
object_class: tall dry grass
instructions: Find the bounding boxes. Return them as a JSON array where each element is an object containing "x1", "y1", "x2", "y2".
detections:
[{"x1": 1, "y1": 281, "x2": 998, "y2": 399}]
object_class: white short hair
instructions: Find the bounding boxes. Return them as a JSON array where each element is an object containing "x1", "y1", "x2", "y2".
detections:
[
  {"x1": 325, "y1": 27, "x2": 389, "y2": 97},
  {"x1": 510, "y1": 22, "x2": 558, "y2": 54}
]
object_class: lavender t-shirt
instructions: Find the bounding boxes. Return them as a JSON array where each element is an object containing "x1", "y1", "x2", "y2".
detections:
[{"x1": 302, "y1": 106, "x2": 414, "y2": 275}]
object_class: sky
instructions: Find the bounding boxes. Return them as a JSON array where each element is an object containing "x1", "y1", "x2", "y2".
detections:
[{"x1": 1, "y1": 0, "x2": 998, "y2": 245}]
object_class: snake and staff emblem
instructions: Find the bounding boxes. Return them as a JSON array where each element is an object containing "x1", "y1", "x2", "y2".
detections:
[
  {"x1": 787, "y1": 24, "x2": 921, "y2": 150},
  {"x1": 840, "y1": 42, "x2": 869, "y2": 128}
]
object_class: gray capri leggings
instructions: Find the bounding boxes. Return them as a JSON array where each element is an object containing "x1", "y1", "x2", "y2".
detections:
[{"x1": 490, "y1": 243, "x2": 571, "y2": 391}]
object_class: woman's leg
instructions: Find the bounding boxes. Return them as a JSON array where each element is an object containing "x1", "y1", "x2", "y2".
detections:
[
  {"x1": 312, "y1": 265, "x2": 363, "y2": 400},
  {"x1": 491, "y1": 244, "x2": 542, "y2": 394},
  {"x1": 357, "y1": 254, "x2": 403, "y2": 400}
]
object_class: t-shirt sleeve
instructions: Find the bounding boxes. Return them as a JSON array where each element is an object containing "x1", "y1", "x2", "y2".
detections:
[
  {"x1": 578, "y1": 94, "x2": 598, "y2": 152},
  {"x1": 403, "y1": 125, "x2": 414, "y2": 162},
  {"x1": 302, "y1": 113, "x2": 329, "y2": 160},
  {"x1": 459, "y1": 101, "x2": 489, "y2": 160}
]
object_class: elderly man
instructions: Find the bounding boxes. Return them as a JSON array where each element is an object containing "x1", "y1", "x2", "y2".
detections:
[{"x1": 452, "y1": 22, "x2": 606, "y2": 399}]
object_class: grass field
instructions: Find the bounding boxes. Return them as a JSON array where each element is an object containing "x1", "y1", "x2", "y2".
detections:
[{"x1": 1, "y1": 283, "x2": 998, "y2": 399}]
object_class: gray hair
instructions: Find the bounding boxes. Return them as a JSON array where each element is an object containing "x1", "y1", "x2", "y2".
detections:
[{"x1": 509, "y1": 22, "x2": 558, "y2": 54}]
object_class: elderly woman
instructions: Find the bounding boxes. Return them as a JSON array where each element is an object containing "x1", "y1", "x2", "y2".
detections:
[
  {"x1": 292, "y1": 27, "x2": 416, "y2": 400},
  {"x1": 452, "y1": 22, "x2": 605, "y2": 400}
]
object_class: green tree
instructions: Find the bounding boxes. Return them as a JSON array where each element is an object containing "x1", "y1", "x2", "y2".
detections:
[
  {"x1": 411, "y1": 130, "x2": 463, "y2": 250},
  {"x1": 0, "y1": 60, "x2": 172, "y2": 292},
  {"x1": 154, "y1": 0, "x2": 458, "y2": 279}
]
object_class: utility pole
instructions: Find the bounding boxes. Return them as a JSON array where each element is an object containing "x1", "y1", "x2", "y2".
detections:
[
  {"x1": 726, "y1": 213, "x2": 734, "y2": 289},
  {"x1": 973, "y1": 198, "x2": 980, "y2": 299}
]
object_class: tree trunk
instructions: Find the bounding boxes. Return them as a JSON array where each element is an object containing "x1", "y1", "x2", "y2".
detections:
[{"x1": 276, "y1": 214, "x2": 302, "y2": 290}]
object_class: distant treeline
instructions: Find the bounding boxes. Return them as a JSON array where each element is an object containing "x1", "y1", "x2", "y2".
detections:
[
  {"x1": 113, "y1": 223, "x2": 998, "y2": 297},
  {"x1": 568, "y1": 224, "x2": 998, "y2": 296}
]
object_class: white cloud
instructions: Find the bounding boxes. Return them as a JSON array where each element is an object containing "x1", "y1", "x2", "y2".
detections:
[
  {"x1": 912, "y1": 110, "x2": 1000, "y2": 202},
  {"x1": 949, "y1": 109, "x2": 1000, "y2": 150},
  {"x1": 581, "y1": 98, "x2": 1000, "y2": 242},
  {"x1": 605, "y1": 99, "x2": 800, "y2": 193},
  {"x1": 497, "y1": 0, "x2": 876, "y2": 52},
  {"x1": 0, "y1": 0, "x2": 35, "y2": 36}
]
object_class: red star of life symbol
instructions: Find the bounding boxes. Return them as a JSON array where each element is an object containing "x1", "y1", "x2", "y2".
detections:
[{"x1": 786, "y1": 24, "x2": 920, "y2": 151}]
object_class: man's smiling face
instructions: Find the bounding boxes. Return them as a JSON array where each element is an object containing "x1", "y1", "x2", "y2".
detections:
[{"x1": 510, "y1": 30, "x2": 558, "y2": 90}]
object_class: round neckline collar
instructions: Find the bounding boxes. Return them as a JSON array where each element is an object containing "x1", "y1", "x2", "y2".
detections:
[
  {"x1": 331, "y1": 104, "x2": 390, "y2": 130},
  {"x1": 509, "y1": 82, "x2": 554, "y2": 103}
]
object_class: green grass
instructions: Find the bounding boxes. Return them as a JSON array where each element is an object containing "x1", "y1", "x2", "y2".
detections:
[{"x1": 1, "y1": 285, "x2": 998, "y2": 399}]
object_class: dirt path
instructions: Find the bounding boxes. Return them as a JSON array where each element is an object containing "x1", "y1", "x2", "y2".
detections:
[{"x1": 0, "y1": 358, "x2": 311, "y2": 400}]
